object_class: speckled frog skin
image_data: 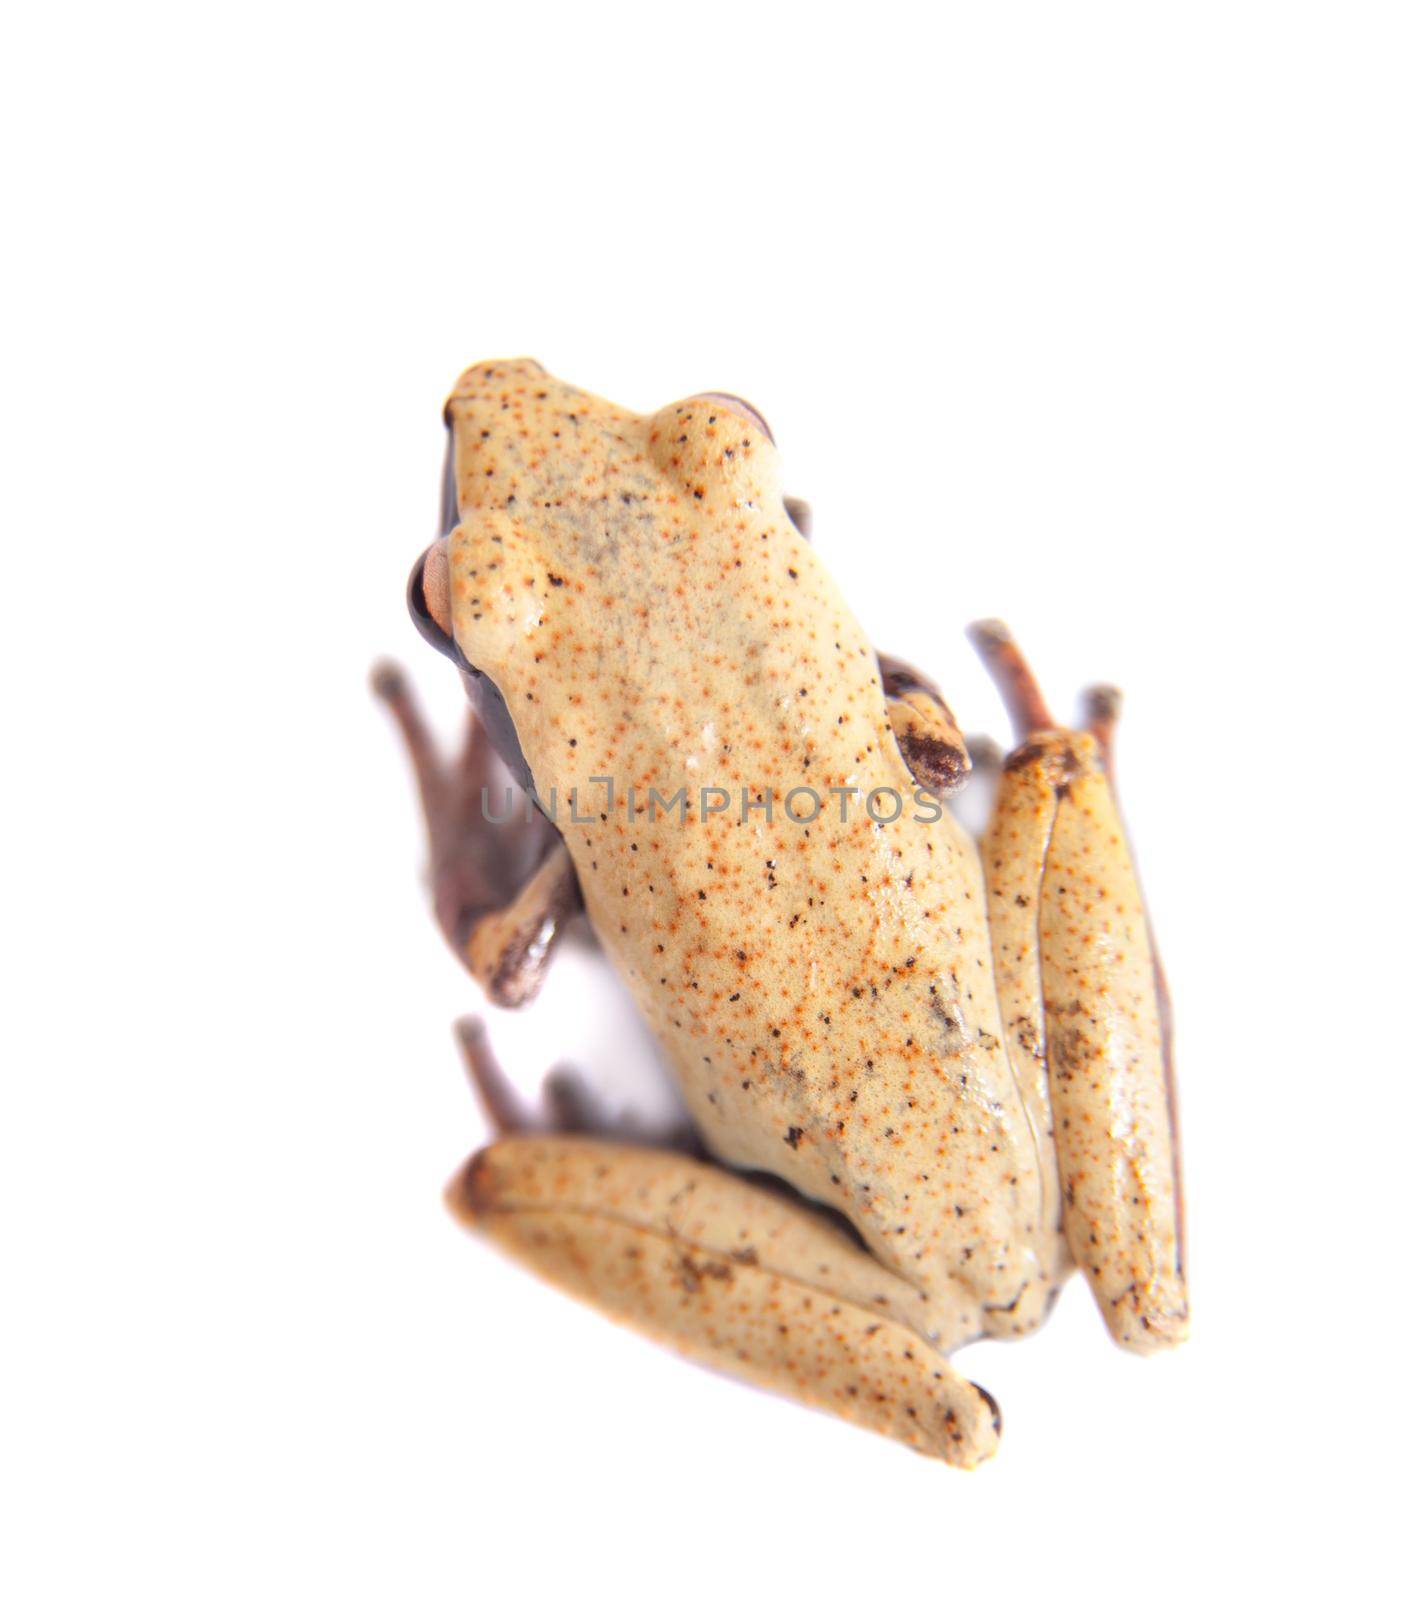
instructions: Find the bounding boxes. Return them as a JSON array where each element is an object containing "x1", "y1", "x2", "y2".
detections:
[{"x1": 383, "y1": 358, "x2": 1187, "y2": 1466}]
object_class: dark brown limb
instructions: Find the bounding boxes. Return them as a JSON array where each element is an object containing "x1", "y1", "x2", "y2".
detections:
[
  {"x1": 456, "y1": 1018, "x2": 596, "y2": 1138},
  {"x1": 455, "y1": 1016, "x2": 534, "y2": 1135},
  {"x1": 540, "y1": 1066, "x2": 601, "y2": 1135},
  {"x1": 373, "y1": 659, "x2": 581, "y2": 1007},
  {"x1": 370, "y1": 659, "x2": 448, "y2": 808},
  {"x1": 966, "y1": 620, "x2": 1055, "y2": 740},
  {"x1": 456, "y1": 1022, "x2": 704, "y2": 1153},
  {"x1": 1081, "y1": 684, "x2": 1122, "y2": 781}
]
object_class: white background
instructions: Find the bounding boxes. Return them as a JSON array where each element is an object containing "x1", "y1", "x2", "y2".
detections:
[{"x1": 3, "y1": 4, "x2": 1411, "y2": 1595}]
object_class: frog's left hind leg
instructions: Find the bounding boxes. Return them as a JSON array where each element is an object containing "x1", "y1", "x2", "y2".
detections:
[
  {"x1": 373, "y1": 661, "x2": 580, "y2": 1007},
  {"x1": 448, "y1": 1023, "x2": 999, "y2": 1463},
  {"x1": 447, "y1": 1128, "x2": 1001, "y2": 1466}
]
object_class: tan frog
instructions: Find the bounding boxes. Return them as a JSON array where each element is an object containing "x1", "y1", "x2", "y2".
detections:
[{"x1": 374, "y1": 359, "x2": 1187, "y2": 1467}]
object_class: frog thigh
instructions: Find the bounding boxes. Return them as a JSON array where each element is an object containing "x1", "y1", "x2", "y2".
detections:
[
  {"x1": 1037, "y1": 751, "x2": 1188, "y2": 1350},
  {"x1": 448, "y1": 1137, "x2": 1000, "y2": 1467},
  {"x1": 988, "y1": 732, "x2": 1187, "y2": 1351},
  {"x1": 969, "y1": 622, "x2": 1186, "y2": 1352}
]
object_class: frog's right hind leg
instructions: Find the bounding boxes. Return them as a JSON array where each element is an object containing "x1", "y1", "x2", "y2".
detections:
[
  {"x1": 968, "y1": 620, "x2": 1188, "y2": 1352},
  {"x1": 447, "y1": 1130, "x2": 1001, "y2": 1467},
  {"x1": 373, "y1": 661, "x2": 580, "y2": 1007}
]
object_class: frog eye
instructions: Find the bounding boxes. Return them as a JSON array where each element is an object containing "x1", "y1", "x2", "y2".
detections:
[
  {"x1": 407, "y1": 539, "x2": 457, "y2": 659},
  {"x1": 693, "y1": 393, "x2": 774, "y2": 444}
]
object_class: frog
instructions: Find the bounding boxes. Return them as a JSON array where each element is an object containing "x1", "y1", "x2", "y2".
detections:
[{"x1": 374, "y1": 358, "x2": 1187, "y2": 1467}]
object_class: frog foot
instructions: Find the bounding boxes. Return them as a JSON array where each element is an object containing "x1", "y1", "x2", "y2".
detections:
[{"x1": 452, "y1": 1015, "x2": 702, "y2": 1152}]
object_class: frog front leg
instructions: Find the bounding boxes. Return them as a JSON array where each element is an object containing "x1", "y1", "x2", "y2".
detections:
[
  {"x1": 448, "y1": 1025, "x2": 1002, "y2": 1466},
  {"x1": 372, "y1": 662, "x2": 580, "y2": 1006},
  {"x1": 968, "y1": 621, "x2": 1188, "y2": 1351},
  {"x1": 877, "y1": 651, "x2": 972, "y2": 793}
]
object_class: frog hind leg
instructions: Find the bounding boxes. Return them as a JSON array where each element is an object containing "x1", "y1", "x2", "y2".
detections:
[
  {"x1": 372, "y1": 661, "x2": 580, "y2": 1007},
  {"x1": 877, "y1": 651, "x2": 972, "y2": 794},
  {"x1": 448, "y1": 1022, "x2": 998, "y2": 1465},
  {"x1": 1078, "y1": 681, "x2": 1185, "y2": 1294},
  {"x1": 450, "y1": 1141, "x2": 1001, "y2": 1466},
  {"x1": 969, "y1": 621, "x2": 1188, "y2": 1352}
]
